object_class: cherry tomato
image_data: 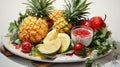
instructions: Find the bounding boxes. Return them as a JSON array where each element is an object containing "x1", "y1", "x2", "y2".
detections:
[
  {"x1": 74, "y1": 43, "x2": 84, "y2": 52},
  {"x1": 21, "y1": 41, "x2": 32, "y2": 53},
  {"x1": 89, "y1": 16, "x2": 103, "y2": 30},
  {"x1": 81, "y1": 20, "x2": 91, "y2": 27}
]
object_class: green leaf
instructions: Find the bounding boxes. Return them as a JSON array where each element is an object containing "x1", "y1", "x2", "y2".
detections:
[
  {"x1": 90, "y1": 27, "x2": 116, "y2": 56},
  {"x1": 4, "y1": 33, "x2": 11, "y2": 37},
  {"x1": 8, "y1": 22, "x2": 17, "y2": 32},
  {"x1": 63, "y1": 0, "x2": 91, "y2": 25},
  {"x1": 29, "y1": 46, "x2": 39, "y2": 56},
  {"x1": 14, "y1": 39, "x2": 21, "y2": 45},
  {"x1": 75, "y1": 48, "x2": 86, "y2": 58},
  {"x1": 85, "y1": 58, "x2": 94, "y2": 67},
  {"x1": 7, "y1": 10, "x2": 28, "y2": 44},
  {"x1": 99, "y1": 28, "x2": 107, "y2": 38},
  {"x1": 23, "y1": 0, "x2": 55, "y2": 18}
]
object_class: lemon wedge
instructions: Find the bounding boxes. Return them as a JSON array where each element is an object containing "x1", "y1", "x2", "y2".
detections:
[
  {"x1": 37, "y1": 38, "x2": 61, "y2": 55},
  {"x1": 43, "y1": 29, "x2": 58, "y2": 44},
  {"x1": 58, "y1": 33, "x2": 70, "y2": 53}
]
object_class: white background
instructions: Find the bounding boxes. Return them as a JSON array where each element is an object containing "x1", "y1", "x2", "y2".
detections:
[{"x1": 0, "y1": 0, "x2": 120, "y2": 41}]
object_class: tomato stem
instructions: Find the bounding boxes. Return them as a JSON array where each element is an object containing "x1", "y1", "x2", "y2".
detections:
[{"x1": 103, "y1": 14, "x2": 107, "y2": 22}]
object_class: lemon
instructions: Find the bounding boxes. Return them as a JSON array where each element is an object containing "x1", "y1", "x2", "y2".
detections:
[
  {"x1": 43, "y1": 29, "x2": 58, "y2": 44},
  {"x1": 37, "y1": 38, "x2": 61, "y2": 55},
  {"x1": 58, "y1": 33, "x2": 70, "y2": 53}
]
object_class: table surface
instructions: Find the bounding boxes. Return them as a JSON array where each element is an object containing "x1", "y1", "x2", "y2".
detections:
[{"x1": 0, "y1": 42, "x2": 120, "y2": 67}]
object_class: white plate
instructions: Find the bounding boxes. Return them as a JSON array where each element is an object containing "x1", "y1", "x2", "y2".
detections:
[
  {"x1": 102, "y1": 60, "x2": 120, "y2": 67},
  {"x1": 3, "y1": 37, "x2": 112, "y2": 63}
]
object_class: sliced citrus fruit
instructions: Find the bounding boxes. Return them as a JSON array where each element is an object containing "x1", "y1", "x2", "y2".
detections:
[
  {"x1": 37, "y1": 38, "x2": 61, "y2": 55},
  {"x1": 43, "y1": 29, "x2": 58, "y2": 44},
  {"x1": 58, "y1": 33, "x2": 70, "y2": 53}
]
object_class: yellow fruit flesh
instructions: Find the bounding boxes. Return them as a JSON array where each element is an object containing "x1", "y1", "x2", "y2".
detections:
[
  {"x1": 58, "y1": 33, "x2": 70, "y2": 53},
  {"x1": 37, "y1": 38, "x2": 61, "y2": 54},
  {"x1": 43, "y1": 29, "x2": 58, "y2": 44},
  {"x1": 37, "y1": 29, "x2": 71, "y2": 54}
]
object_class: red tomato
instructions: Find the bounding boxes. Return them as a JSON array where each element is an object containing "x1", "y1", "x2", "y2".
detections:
[
  {"x1": 90, "y1": 16, "x2": 103, "y2": 30},
  {"x1": 21, "y1": 41, "x2": 32, "y2": 53},
  {"x1": 74, "y1": 43, "x2": 84, "y2": 52},
  {"x1": 81, "y1": 20, "x2": 91, "y2": 27}
]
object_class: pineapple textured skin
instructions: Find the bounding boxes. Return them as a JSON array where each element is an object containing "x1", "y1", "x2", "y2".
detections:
[
  {"x1": 18, "y1": 16, "x2": 48, "y2": 43},
  {"x1": 49, "y1": 10, "x2": 63, "y2": 22}
]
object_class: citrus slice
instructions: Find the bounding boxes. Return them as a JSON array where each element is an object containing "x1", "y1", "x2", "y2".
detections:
[
  {"x1": 58, "y1": 33, "x2": 70, "y2": 53},
  {"x1": 37, "y1": 38, "x2": 61, "y2": 55},
  {"x1": 43, "y1": 29, "x2": 58, "y2": 44}
]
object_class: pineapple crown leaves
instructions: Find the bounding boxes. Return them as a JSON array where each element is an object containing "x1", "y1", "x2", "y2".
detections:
[
  {"x1": 63, "y1": 0, "x2": 92, "y2": 24},
  {"x1": 23, "y1": 0, "x2": 55, "y2": 18}
]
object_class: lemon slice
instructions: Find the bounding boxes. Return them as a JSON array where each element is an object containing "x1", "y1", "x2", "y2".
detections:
[
  {"x1": 43, "y1": 29, "x2": 58, "y2": 44},
  {"x1": 58, "y1": 33, "x2": 70, "y2": 53},
  {"x1": 37, "y1": 38, "x2": 61, "y2": 55}
]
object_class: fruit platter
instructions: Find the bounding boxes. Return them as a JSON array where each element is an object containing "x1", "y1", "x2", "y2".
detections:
[{"x1": 3, "y1": 0, "x2": 116, "y2": 63}]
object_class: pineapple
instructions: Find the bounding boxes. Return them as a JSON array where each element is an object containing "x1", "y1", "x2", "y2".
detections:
[
  {"x1": 49, "y1": 9, "x2": 72, "y2": 33},
  {"x1": 50, "y1": 0, "x2": 91, "y2": 33},
  {"x1": 49, "y1": 10, "x2": 72, "y2": 33},
  {"x1": 18, "y1": 0, "x2": 55, "y2": 43},
  {"x1": 52, "y1": 17, "x2": 72, "y2": 33},
  {"x1": 49, "y1": 10, "x2": 63, "y2": 22}
]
